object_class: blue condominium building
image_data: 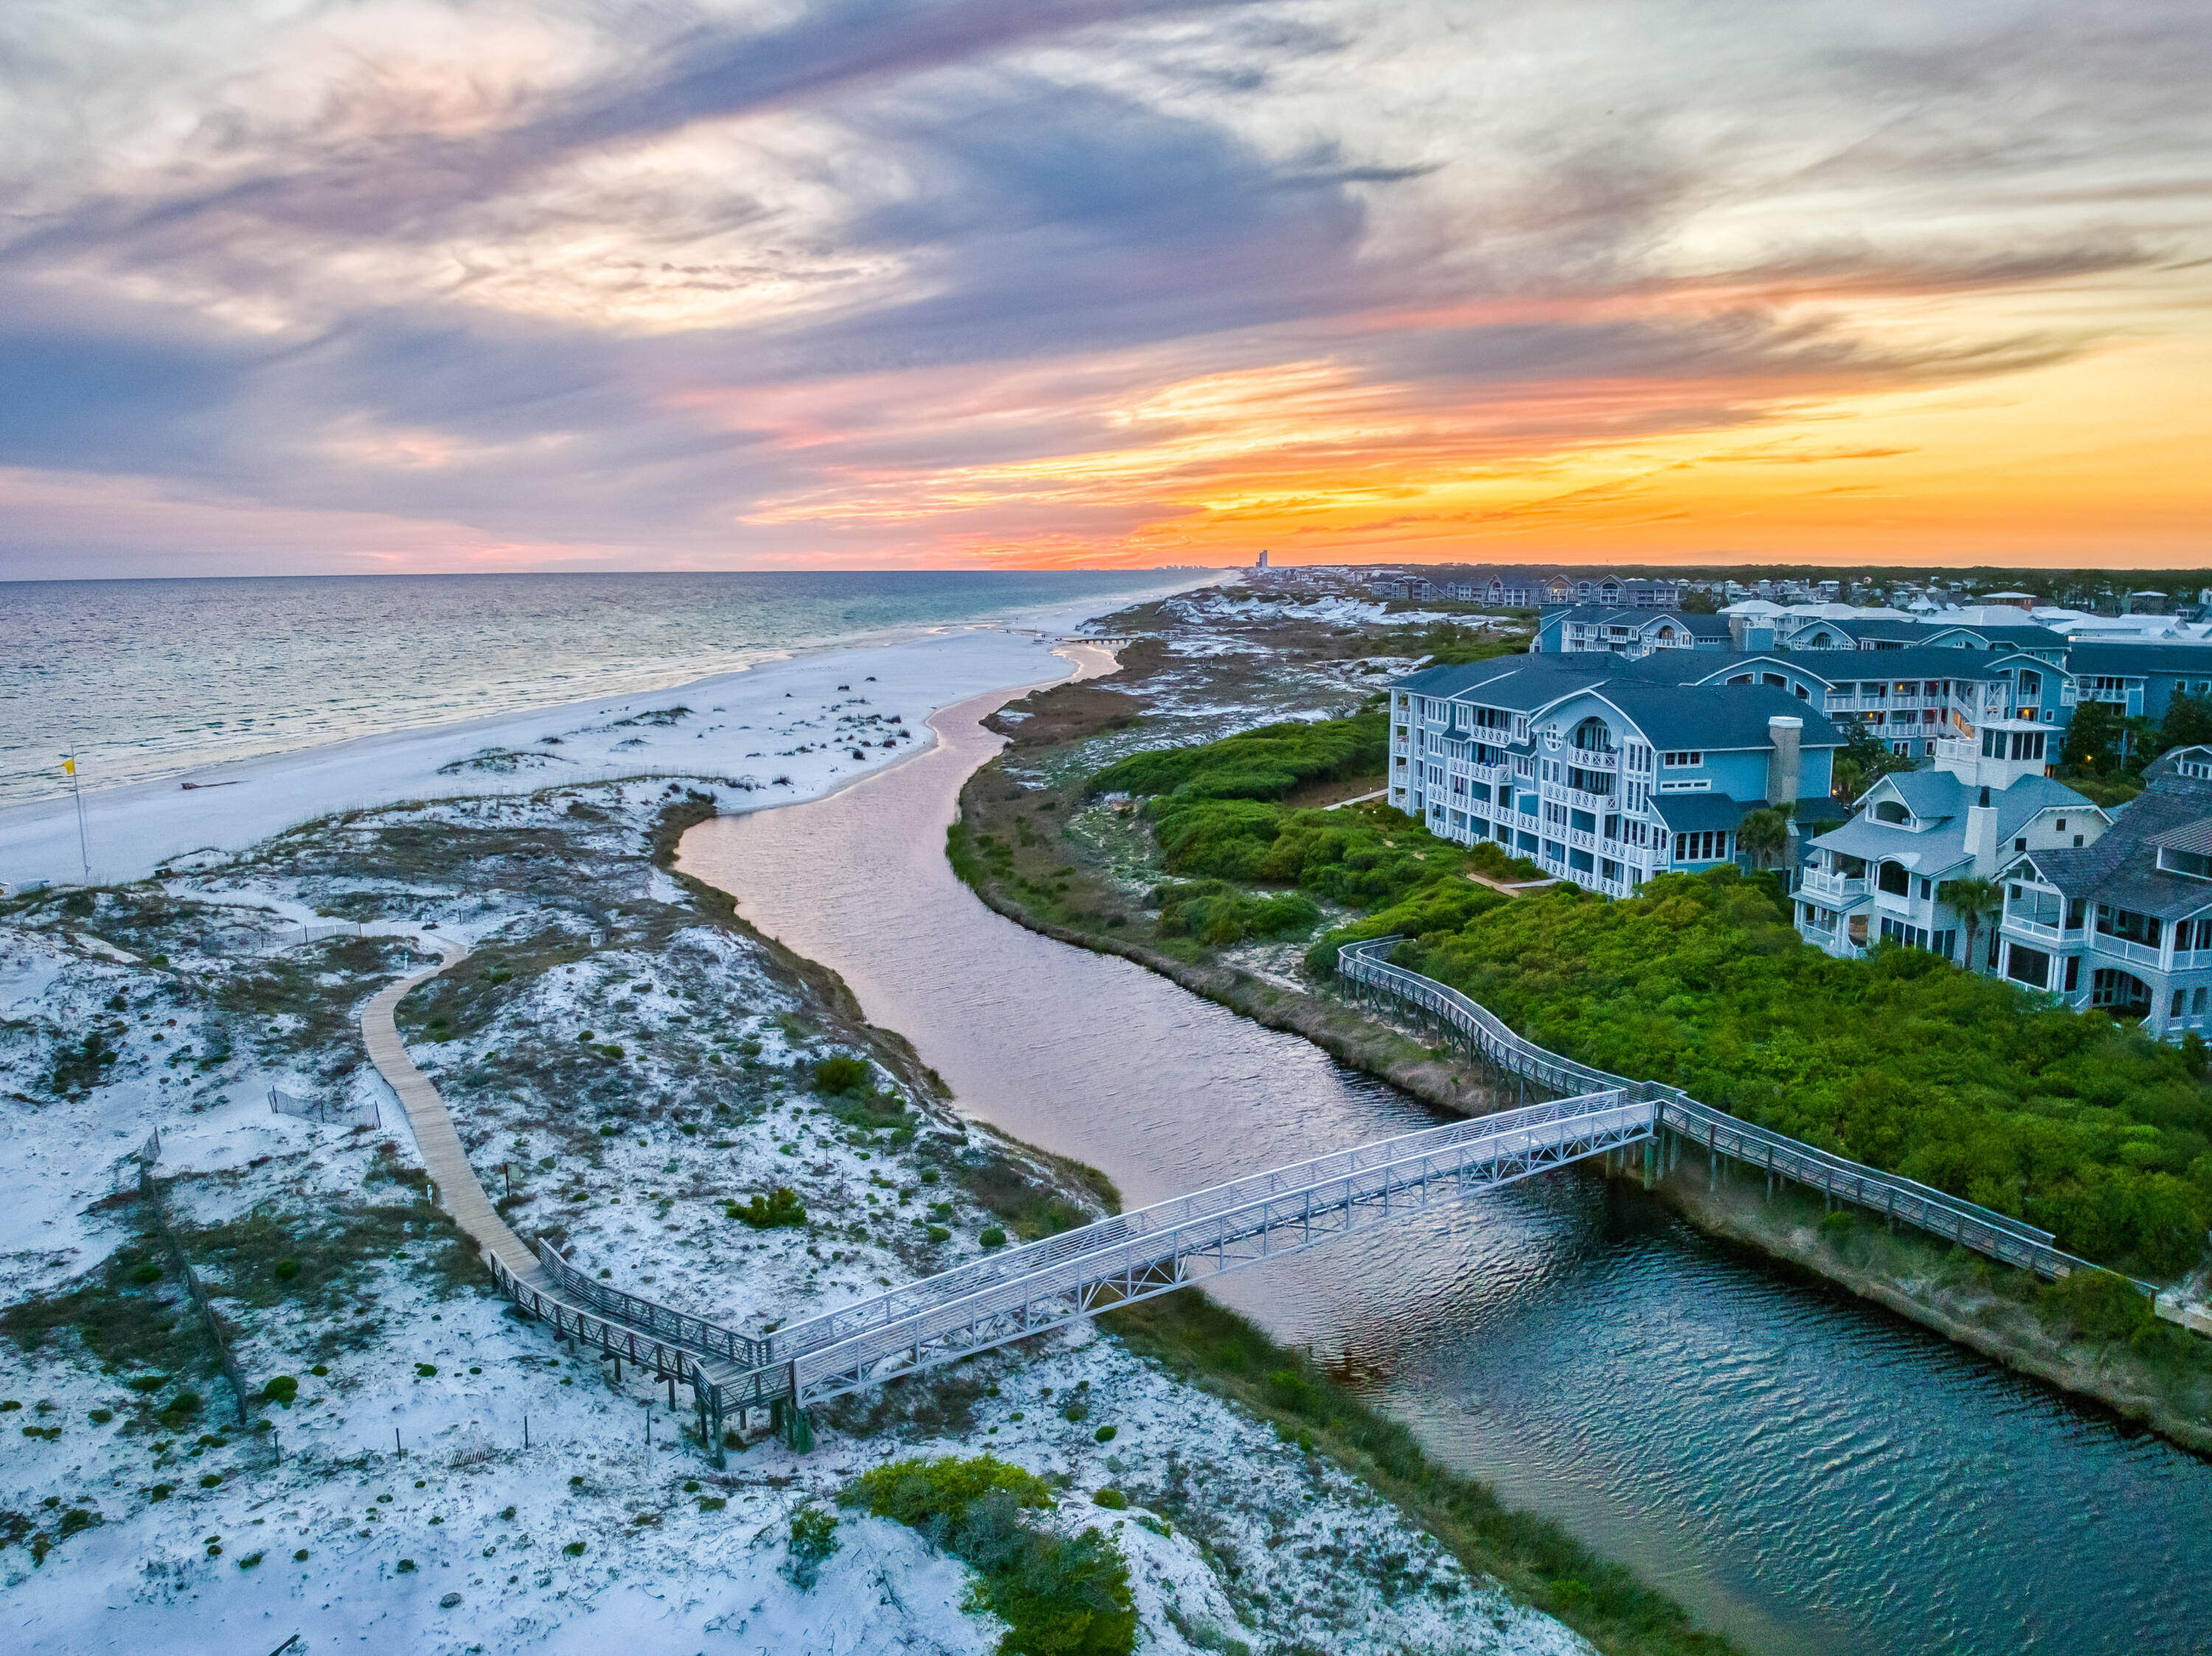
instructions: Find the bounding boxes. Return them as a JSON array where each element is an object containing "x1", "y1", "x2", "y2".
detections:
[
  {"x1": 1390, "y1": 657, "x2": 1841, "y2": 896},
  {"x1": 1991, "y1": 750, "x2": 2212, "y2": 1042}
]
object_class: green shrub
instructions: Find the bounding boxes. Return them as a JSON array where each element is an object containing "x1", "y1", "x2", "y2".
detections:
[
  {"x1": 845, "y1": 1455, "x2": 1053, "y2": 1530},
  {"x1": 979, "y1": 1227, "x2": 1008, "y2": 1250},
  {"x1": 561, "y1": 1542, "x2": 585, "y2": 1558},
  {"x1": 1091, "y1": 1487, "x2": 1127, "y2": 1510},
  {"x1": 2041, "y1": 1270, "x2": 2157, "y2": 1343},
  {"x1": 729, "y1": 1188, "x2": 808, "y2": 1230},
  {"x1": 787, "y1": 1506, "x2": 841, "y2": 1589},
  {"x1": 262, "y1": 1376, "x2": 299, "y2": 1405},
  {"x1": 1383, "y1": 866, "x2": 2212, "y2": 1276},
  {"x1": 967, "y1": 1515, "x2": 1136, "y2": 1656},
  {"x1": 1152, "y1": 882, "x2": 1320, "y2": 946},
  {"x1": 1091, "y1": 714, "x2": 1384, "y2": 804},
  {"x1": 845, "y1": 1460, "x2": 1131, "y2": 1656},
  {"x1": 1093, "y1": 1425, "x2": 1116, "y2": 1444},
  {"x1": 813, "y1": 1055, "x2": 873, "y2": 1096}
]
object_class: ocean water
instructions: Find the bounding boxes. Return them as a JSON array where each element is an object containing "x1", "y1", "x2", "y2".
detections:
[{"x1": 0, "y1": 571, "x2": 1180, "y2": 804}]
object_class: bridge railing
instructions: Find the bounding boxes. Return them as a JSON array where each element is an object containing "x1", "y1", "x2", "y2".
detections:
[
  {"x1": 704, "y1": 1088, "x2": 1653, "y2": 1410},
  {"x1": 1337, "y1": 933, "x2": 2114, "y2": 1283},
  {"x1": 757, "y1": 1089, "x2": 1641, "y2": 1368},
  {"x1": 489, "y1": 1248, "x2": 734, "y2": 1377},
  {"x1": 1338, "y1": 936, "x2": 1670, "y2": 1102},
  {"x1": 532, "y1": 1241, "x2": 765, "y2": 1371}
]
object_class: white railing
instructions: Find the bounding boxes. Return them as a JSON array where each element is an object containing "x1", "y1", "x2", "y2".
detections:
[
  {"x1": 2003, "y1": 915, "x2": 2065, "y2": 944},
  {"x1": 1801, "y1": 869, "x2": 1868, "y2": 903},
  {"x1": 1333, "y1": 937, "x2": 2122, "y2": 1287},
  {"x1": 2091, "y1": 932, "x2": 2164, "y2": 970}
]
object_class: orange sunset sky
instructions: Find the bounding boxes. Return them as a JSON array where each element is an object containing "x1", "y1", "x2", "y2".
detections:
[{"x1": 1, "y1": 0, "x2": 2206, "y2": 577}]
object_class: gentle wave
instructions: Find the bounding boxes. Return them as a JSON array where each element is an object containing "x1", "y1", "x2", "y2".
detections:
[{"x1": 0, "y1": 569, "x2": 1177, "y2": 803}]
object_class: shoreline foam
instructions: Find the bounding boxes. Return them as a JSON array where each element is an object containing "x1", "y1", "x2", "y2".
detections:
[{"x1": 0, "y1": 577, "x2": 1213, "y2": 888}]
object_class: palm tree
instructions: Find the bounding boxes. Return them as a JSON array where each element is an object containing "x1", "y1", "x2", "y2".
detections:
[
  {"x1": 1831, "y1": 754, "x2": 1866, "y2": 806},
  {"x1": 1736, "y1": 802, "x2": 1794, "y2": 870},
  {"x1": 1937, "y1": 875, "x2": 2000, "y2": 971}
]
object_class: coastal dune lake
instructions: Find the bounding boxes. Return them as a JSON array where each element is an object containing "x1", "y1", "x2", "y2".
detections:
[{"x1": 680, "y1": 666, "x2": 2212, "y2": 1656}]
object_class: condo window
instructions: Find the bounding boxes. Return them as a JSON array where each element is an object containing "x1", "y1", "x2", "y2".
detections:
[{"x1": 1661, "y1": 751, "x2": 1701, "y2": 767}]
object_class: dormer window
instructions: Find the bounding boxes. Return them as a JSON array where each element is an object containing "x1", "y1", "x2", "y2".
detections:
[
  {"x1": 1874, "y1": 801, "x2": 1909, "y2": 824},
  {"x1": 2158, "y1": 846, "x2": 2212, "y2": 880}
]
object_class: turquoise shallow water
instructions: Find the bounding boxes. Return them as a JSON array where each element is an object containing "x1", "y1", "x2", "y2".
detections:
[{"x1": 0, "y1": 570, "x2": 1175, "y2": 804}]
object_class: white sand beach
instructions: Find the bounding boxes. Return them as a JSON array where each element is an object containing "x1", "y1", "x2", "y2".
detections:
[{"x1": 0, "y1": 616, "x2": 1134, "y2": 891}]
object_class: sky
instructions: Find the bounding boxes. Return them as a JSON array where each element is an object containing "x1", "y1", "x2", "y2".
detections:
[{"x1": 1, "y1": 0, "x2": 2206, "y2": 578}]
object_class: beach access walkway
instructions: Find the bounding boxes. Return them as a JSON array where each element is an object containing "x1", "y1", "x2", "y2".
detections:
[
  {"x1": 360, "y1": 935, "x2": 752, "y2": 1397},
  {"x1": 354, "y1": 927, "x2": 2168, "y2": 1460},
  {"x1": 361, "y1": 934, "x2": 538, "y2": 1279}
]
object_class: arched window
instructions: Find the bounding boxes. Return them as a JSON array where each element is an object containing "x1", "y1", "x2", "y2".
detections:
[
  {"x1": 1874, "y1": 800, "x2": 1909, "y2": 824},
  {"x1": 1571, "y1": 716, "x2": 1613, "y2": 753},
  {"x1": 1728, "y1": 673, "x2": 1753, "y2": 685}
]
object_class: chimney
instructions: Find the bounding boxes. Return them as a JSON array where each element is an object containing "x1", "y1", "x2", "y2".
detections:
[
  {"x1": 1965, "y1": 783, "x2": 1999, "y2": 869},
  {"x1": 1766, "y1": 716, "x2": 1803, "y2": 808}
]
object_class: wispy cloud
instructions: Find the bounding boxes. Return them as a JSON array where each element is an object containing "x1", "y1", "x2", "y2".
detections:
[{"x1": 1, "y1": 0, "x2": 2207, "y2": 574}]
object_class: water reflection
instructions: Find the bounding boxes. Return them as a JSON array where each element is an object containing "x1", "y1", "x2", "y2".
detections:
[{"x1": 679, "y1": 679, "x2": 2211, "y2": 1656}]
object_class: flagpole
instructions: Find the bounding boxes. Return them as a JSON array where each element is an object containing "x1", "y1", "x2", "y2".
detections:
[{"x1": 63, "y1": 754, "x2": 91, "y2": 883}]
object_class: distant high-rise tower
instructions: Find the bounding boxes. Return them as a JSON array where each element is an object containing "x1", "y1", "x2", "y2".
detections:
[{"x1": 1255, "y1": 549, "x2": 1269, "y2": 568}]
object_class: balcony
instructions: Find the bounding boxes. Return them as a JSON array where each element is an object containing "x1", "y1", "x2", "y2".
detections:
[
  {"x1": 2091, "y1": 931, "x2": 2164, "y2": 970},
  {"x1": 1934, "y1": 736, "x2": 1978, "y2": 765},
  {"x1": 1562, "y1": 783, "x2": 1615, "y2": 812},
  {"x1": 2002, "y1": 915, "x2": 2065, "y2": 944},
  {"x1": 1872, "y1": 885, "x2": 1919, "y2": 914},
  {"x1": 1801, "y1": 869, "x2": 1868, "y2": 903}
]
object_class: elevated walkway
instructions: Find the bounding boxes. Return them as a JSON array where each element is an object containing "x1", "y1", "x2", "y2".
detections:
[
  {"x1": 357, "y1": 917, "x2": 2149, "y2": 1458},
  {"x1": 1335, "y1": 936, "x2": 2099, "y2": 1281}
]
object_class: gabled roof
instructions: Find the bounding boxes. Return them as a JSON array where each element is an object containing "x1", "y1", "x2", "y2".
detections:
[
  {"x1": 1395, "y1": 659, "x2": 1844, "y2": 752},
  {"x1": 1882, "y1": 770, "x2": 2097, "y2": 839},
  {"x1": 1815, "y1": 815, "x2": 1972, "y2": 876},
  {"x1": 2006, "y1": 772, "x2": 2212, "y2": 921},
  {"x1": 1837, "y1": 619, "x2": 2067, "y2": 650},
  {"x1": 1557, "y1": 683, "x2": 1845, "y2": 754},
  {"x1": 1815, "y1": 773, "x2": 2099, "y2": 879}
]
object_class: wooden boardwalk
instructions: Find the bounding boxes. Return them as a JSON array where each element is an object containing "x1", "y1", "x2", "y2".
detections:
[{"x1": 360, "y1": 935, "x2": 542, "y2": 1283}]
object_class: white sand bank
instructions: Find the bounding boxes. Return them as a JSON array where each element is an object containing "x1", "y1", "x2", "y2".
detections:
[{"x1": 1, "y1": 625, "x2": 1085, "y2": 890}]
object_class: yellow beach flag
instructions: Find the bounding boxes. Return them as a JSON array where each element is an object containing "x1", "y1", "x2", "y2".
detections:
[{"x1": 62, "y1": 757, "x2": 75, "y2": 775}]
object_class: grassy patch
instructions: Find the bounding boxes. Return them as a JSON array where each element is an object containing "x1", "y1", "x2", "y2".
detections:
[
  {"x1": 1359, "y1": 866, "x2": 2212, "y2": 1276},
  {"x1": 845, "y1": 1455, "x2": 1135, "y2": 1656}
]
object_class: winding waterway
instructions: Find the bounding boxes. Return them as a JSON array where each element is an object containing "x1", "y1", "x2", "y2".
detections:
[{"x1": 679, "y1": 661, "x2": 2212, "y2": 1656}]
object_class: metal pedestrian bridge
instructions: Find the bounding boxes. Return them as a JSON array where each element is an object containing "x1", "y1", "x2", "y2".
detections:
[{"x1": 471, "y1": 934, "x2": 2121, "y2": 1455}]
